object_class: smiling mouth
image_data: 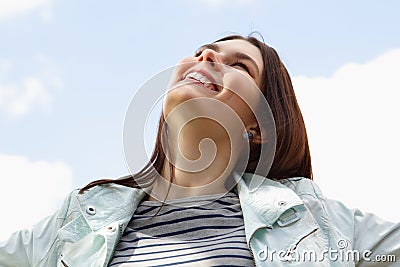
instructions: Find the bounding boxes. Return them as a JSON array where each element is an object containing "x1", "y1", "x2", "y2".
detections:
[{"x1": 185, "y1": 71, "x2": 220, "y2": 92}]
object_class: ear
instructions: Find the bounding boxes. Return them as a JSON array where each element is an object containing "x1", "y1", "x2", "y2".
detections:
[{"x1": 248, "y1": 125, "x2": 269, "y2": 145}]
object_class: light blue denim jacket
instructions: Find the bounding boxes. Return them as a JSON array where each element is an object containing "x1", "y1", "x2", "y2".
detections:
[{"x1": 1, "y1": 173, "x2": 399, "y2": 266}]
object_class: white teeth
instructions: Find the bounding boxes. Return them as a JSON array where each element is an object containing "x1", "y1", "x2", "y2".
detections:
[{"x1": 186, "y1": 72, "x2": 214, "y2": 90}]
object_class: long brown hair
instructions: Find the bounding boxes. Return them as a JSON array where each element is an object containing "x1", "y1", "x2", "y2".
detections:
[{"x1": 79, "y1": 34, "x2": 312, "y2": 194}]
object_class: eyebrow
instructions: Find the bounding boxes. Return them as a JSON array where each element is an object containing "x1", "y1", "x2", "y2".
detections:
[{"x1": 197, "y1": 43, "x2": 260, "y2": 77}]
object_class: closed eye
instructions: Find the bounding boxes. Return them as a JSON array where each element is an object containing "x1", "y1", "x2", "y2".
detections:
[
  {"x1": 232, "y1": 61, "x2": 250, "y2": 74},
  {"x1": 194, "y1": 44, "x2": 256, "y2": 78}
]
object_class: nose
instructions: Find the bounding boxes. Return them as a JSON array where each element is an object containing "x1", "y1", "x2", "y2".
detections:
[{"x1": 197, "y1": 49, "x2": 221, "y2": 70}]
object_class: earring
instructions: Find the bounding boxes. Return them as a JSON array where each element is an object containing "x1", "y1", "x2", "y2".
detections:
[{"x1": 243, "y1": 131, "x2": 254, "y2": 141}]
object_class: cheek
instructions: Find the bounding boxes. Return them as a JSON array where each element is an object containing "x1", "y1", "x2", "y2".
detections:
[
  {"x1": 168, "y1": 57, "x2": 196, "y2": 85},
  {"x1": 175, "y1": 57, "x2": 196, "y2": 75},
  {"x1": 218, "y1": 75, "x2": 260, "y2": 125},
  {"x1": 222, "y1": 95, "x2": 256, "y2": 127},
  {"x1": 164, "y1": 57, "x2": 197, "y2": 115}
]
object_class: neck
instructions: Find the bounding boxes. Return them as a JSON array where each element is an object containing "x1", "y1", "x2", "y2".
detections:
[{"x1": 149, "y1": 118, "x2": 243, "y2": 201}]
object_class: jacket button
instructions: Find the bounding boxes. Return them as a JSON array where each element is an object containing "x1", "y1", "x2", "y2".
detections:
[
  {"x1": 86, "y1": 206, "x2": 96, "y2": 215},
  {"x1": 278, "y1": 201, "x2": 287, "y2": 206},
  {"x1": 107, "y1": 225, "x2": 116, "y2": 232}
]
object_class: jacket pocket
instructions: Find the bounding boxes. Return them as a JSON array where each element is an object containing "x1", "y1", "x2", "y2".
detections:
[
  {"x1": 58, "y1": 232, "x2": 107, "y2": 267},
  {"x1": 58, "y1": 257, "x2": 69, "y2": 267},
  {"x1": 284, "y1": 227, "x2": 330, "y2": 264},
  {"x1": 250, "y1": 205, "x2": 331, "y2": 266}
]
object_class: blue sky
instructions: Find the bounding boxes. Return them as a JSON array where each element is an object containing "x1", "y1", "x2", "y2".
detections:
[{"x1": 1, "y1": 0, "x2": 400, "y2": 239}]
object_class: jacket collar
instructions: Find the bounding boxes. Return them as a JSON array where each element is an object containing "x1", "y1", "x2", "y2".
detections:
[
  {"x1": 234, "y1": 172, "x2": 304, "y2": 243},
  {"x1": 75, "y1": 173, "x2": 303, "y2": 243},
  {"x1": 76, "y1": 184, "x2": 146, "y2": 232}
]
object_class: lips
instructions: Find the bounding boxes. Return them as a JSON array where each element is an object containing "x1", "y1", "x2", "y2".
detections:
[{"x1": 184, "y1": 69, "x2": 221, "y2": 92}]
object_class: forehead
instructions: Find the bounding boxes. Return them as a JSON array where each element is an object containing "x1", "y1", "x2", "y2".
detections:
[{"x1": 215, "y1": 39, "x2": 263, "y2": 74}]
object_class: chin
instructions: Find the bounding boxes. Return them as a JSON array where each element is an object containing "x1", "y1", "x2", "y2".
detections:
[{"x1": 163, "y1": 84, "x2": 216, "y2": 118}]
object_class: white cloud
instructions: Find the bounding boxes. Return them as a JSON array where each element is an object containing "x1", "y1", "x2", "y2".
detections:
[
  {"x1": 0, "y1": 153, "x2": 73, "y2": 241},
  {"x1": 0, "y1": 0, "x2": 53, "y2": 22},
  {"x1": 0, "y1": 55, "x2": 61, "y2": 118},
  {"x1": 0, "y1": 77, "x2": 52, "y2": 116},
  {"x1": 293, "y1": 49, "x2": 400, "y2": 222}
]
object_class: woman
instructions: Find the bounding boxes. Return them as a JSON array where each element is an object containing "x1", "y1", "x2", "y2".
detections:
[{"x1": 1, "y1": 34, "x2": 399, "y2": 266}]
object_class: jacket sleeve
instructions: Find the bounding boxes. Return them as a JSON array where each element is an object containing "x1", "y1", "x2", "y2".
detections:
[
  {"x1": 0, "y1": 189, "x2": 77, "y2": 266},
  {"x1": 325, "y1": 199, "x2": 400, "y2": 266},
  {"x1": 352, "y1": 208, "x2": 400, "y2": 266}
]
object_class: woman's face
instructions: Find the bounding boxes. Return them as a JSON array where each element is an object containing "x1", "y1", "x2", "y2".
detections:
[{"x1": 164, "y1": 39, "x2": 264, "y2": 136}]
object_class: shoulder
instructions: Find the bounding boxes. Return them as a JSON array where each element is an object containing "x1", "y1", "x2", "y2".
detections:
[
  {"x1": 277, "y1": 177, "x2": 356, "y2": 221},
  {"x1": 277, "y1": 177, "x2": 326, "y2": 200},
  {"x1": 75, "y1": 183, "x2": 144, "y2": 201},
  {"x1": 58, "y1": 183, "x2": 144, "y2": 220},
  {"x1": 75, "y1": 183, "x2": 145, "y2": 208},
  {"x1": 277, "y1": 177, "x2": 357, "y2": 230}
]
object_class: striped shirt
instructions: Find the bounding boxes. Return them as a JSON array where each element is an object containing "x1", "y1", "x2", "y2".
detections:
[{"x1": 108, "y1": 191, "x2": 254, "y2": 266}]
